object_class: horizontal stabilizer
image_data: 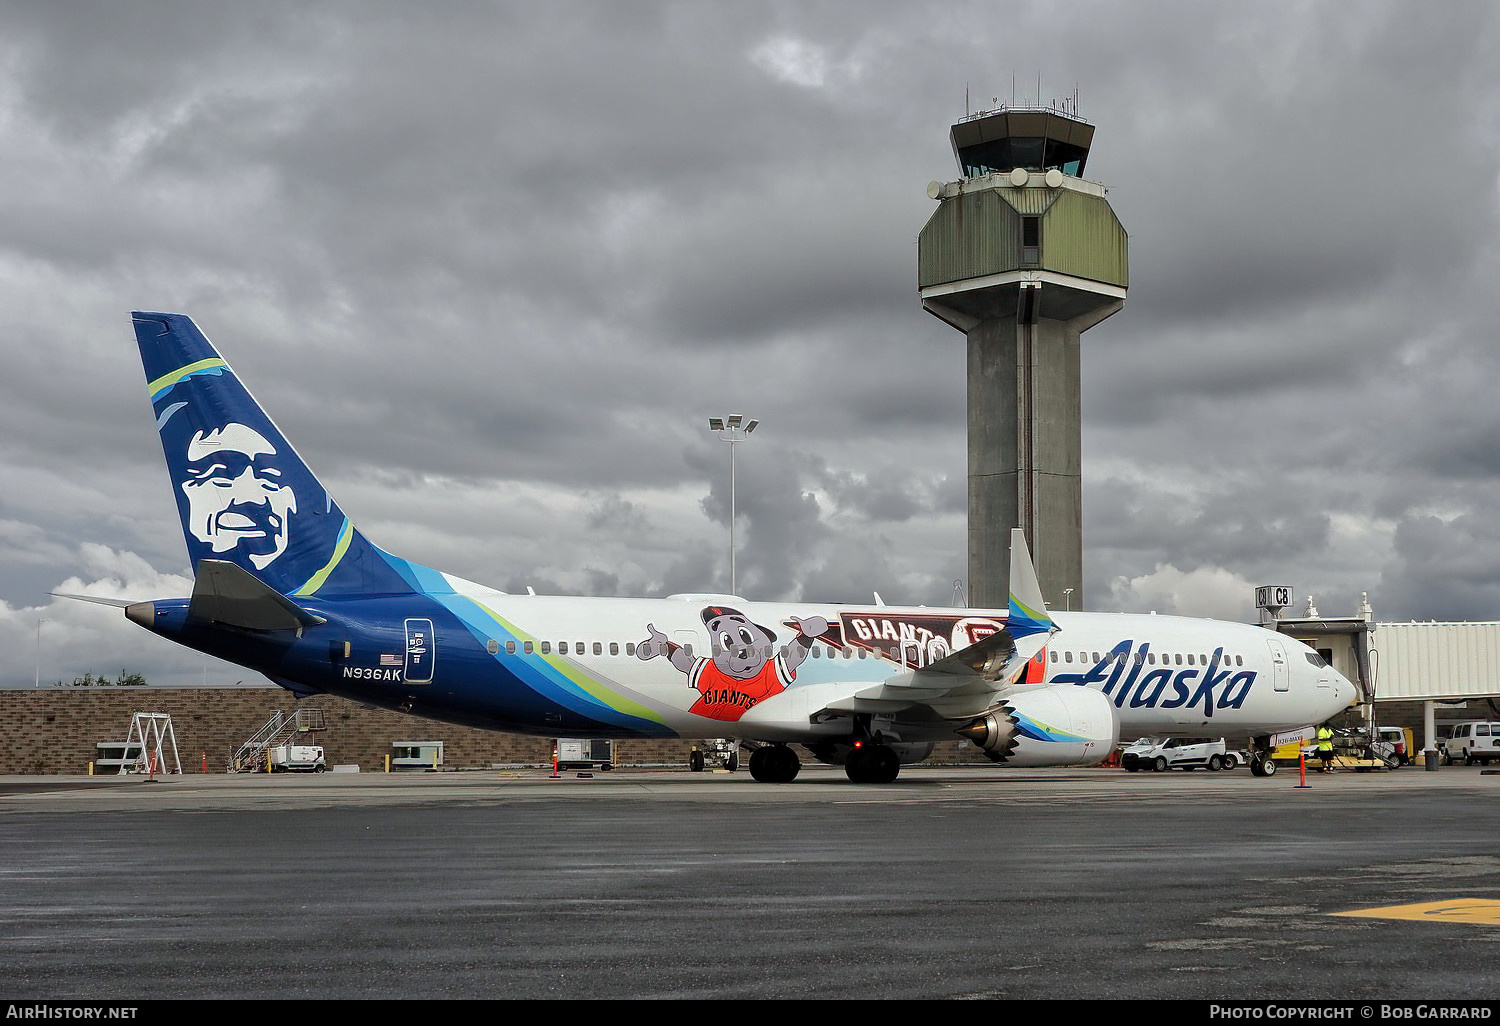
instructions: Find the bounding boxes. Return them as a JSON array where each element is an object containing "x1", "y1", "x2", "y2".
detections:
[
  {"x1": 189, "y1": 559, "x2": 325, "y2": 631},
  {"x1": 51, "y1": 592, "x2": 135, "y2": 608}
]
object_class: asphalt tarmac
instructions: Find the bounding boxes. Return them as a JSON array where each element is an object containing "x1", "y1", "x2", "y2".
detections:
[{"x1": 1, "y1": 764, "x2": 1497, "y2": 1001}]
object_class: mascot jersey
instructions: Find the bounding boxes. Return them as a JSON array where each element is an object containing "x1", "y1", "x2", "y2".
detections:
[{"x1": 686, "y1": 654, "x2": 795, "y2": 720}]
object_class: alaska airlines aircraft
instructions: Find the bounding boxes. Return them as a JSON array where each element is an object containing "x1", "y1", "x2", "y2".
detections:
[{"x1": 102, "y1": 312, "x2": 1356, "y2": 783}]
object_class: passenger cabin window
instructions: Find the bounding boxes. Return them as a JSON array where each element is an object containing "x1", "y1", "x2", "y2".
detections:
[
  {"x1": 626, "y1": 642, "x2": 636, "y2": 656},
  {"x1": 559, "y1": 642, "x2": 569, "y2": 655},
  {"x1": 540, "y1": 641, "x2": 551, "y2": 654},
  {"x1": 593, "y1": 642, "x2": 602, "y2": 656},
  {"x1": 609, "y1": 642, "x2": 619, "y2": 656},
  {"x1": 523, "y1": 641, "x2": 533, "y2": 654}
]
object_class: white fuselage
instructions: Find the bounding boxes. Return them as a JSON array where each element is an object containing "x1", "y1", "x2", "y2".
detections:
[{"x1": 423, "y1": 580, "x2": 1357, "y2": 744}]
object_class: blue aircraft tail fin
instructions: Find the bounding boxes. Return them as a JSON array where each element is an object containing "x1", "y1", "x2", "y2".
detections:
[{"x1": 132, "y1": 312, "x2": 421, "y2": 599}]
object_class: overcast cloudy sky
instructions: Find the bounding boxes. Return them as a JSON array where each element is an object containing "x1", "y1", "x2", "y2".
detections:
[{"x1": 2, "y1": 1, "x2": 1498, "y2": 687}]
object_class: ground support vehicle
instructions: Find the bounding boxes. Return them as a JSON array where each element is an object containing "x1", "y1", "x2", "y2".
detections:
[
  {"x1": 1276, "y1": 728, "x2": 1395, "y2": 772},
  {"x1": 556, "y1": 738, "x2": 614, "y2": 771},
  {"x1": 1377, "y1": 726, "x2": 1414, "y2": 767},
  {"x1": 1121, "y1": 737, "x2": 1231, "y2": 772},
  {"x1": 267, "y1": 744, "x2": 326, "y2": 772},
  {"x1": 1442, "y1": 721, "x2": 1500, "y2": 766}
]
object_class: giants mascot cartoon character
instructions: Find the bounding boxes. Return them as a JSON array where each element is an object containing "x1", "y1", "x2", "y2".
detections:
[{"x1": 636, "y1": 606, "x2": 830, "y2": 721}]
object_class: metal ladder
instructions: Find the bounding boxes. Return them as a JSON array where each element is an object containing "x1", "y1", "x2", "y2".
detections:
[{"x1": 230, "y1": 708, "x2": 326, "y2": 771}]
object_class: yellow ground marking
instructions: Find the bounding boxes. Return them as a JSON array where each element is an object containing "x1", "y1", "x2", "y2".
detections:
[{"x1": 1331, "y1": 898, "x2": 1500, "y2": 925}]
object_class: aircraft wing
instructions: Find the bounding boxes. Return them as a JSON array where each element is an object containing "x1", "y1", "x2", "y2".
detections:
[{"x1": 810, "y1": 529, "x2": 1057, "y2": 719}]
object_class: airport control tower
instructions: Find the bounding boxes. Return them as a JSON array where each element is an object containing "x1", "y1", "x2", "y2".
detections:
[{"x1": 918, "y1": 104, "x2": 1128, "y2": 609}]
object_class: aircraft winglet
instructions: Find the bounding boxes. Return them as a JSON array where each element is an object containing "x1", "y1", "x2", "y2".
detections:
[{"x1": 1007, "y1": 528, "x2": 1055, "y2": 639}]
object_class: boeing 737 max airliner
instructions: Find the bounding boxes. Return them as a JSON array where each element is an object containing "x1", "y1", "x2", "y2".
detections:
[{"x1": 80, "y1": 313, "x2": 1356, "y2": 783}]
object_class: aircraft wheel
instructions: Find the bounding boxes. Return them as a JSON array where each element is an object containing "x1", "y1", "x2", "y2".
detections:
[
  {"x1": 772, "y1": 745, "x2": 800, "y2": 782},
  {"x1": 1153, "y1": 756, "x2": 1168, "y2": 772},
  {"x1": 753, "y1": 745, "x2": 799, "y2": 783},
  {"x1": 689, "y1": 750, "x2": 705, "y2": 772},
  {"x1": 725, "y1": 751, "x2": 739, "y2": 772},
  {"x1": 867, "y1": 745, "x2": 900, "y2": 784}
]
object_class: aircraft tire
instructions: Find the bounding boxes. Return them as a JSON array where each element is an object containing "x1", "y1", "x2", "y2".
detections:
[
  {"x1": 690, "y1": 750, "x2": 705, "y2": 772},
  {"x1": 752, "y1": 745, "x2": 800, "y2": 783},
  {"x1": 725, "y1": 751, "x2": 739, "y2": 772}
]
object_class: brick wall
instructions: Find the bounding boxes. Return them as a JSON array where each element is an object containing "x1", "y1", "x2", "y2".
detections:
[{"x1": 0, "y1": 688, "x2": 988, "y2": 774}]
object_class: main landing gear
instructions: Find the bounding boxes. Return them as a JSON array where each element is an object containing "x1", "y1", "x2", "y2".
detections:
[
  {"x1": 844, "y1": 742, "x2": 901, "y2": 784},
  {"x1": 748, "y1": 744, "x2": 800, "y2": 783}
]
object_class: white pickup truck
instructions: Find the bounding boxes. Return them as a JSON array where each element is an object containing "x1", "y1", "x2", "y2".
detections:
[{"x1": 1120, "y1": 737, "x2": 1234, "y2": 772}]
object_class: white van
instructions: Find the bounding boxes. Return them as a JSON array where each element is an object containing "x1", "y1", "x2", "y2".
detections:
[{"x1": 1442, "y1": 721, "x2": 1500, "y2": 766}]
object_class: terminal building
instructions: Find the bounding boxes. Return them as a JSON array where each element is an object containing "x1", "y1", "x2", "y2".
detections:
[{"x1": 1262, "y1": 587, "x2": 1500, "y2": 755}]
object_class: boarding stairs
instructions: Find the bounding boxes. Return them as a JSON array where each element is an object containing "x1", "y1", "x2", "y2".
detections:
[{"x1": 230, "y1": 708, "x2": 326, "y2": 772}]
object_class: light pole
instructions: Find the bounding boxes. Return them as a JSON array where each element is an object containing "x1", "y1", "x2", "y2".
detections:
[
  {"x1": 35, "y1": 617, "x2": 48, "y2": 689},
  {"x1": 707, "y1": 414, "x2": 758, "y2": 595},
  {"x1": 1063, "y1": 588, "x2": 1073, "y2": 612}
]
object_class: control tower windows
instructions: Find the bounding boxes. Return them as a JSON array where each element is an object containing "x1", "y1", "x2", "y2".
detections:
[{"x1": 957, "y1": 137, "x2": 1089, "y2": 178}]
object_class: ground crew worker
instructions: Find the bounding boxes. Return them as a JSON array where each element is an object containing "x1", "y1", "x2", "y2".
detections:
[{"x1": 1316, "y1": 724, "x2": 1335, "y2": 772}]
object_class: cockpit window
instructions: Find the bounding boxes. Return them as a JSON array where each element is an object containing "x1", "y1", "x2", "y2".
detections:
[{"x1": 1304, "y1": 652, "x2": 1326, "y2": 667}]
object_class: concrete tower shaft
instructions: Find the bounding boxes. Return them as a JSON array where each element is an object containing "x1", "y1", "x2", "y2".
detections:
[{"x1": 918, "y1": 106, "x2": 1128, "y2": 609}]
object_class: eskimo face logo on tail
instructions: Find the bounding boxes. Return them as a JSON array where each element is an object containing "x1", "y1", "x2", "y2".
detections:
[{"x1": 180, "y1": 423, "x2": 297, "y2": 570}]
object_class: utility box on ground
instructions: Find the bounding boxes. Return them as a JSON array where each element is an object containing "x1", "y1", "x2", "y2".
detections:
[
  {"x1": 556, "y1": 738, "x2": 613, "y2": 770},
  {"x1": 390, "y1": 741, "x2": 445, "y2": 771},
  {"x1": 268, "y1": 744, "x2": 326, "y2": 772}
]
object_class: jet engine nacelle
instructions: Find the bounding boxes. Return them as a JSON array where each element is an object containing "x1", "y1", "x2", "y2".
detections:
[{"x1": 957, "y1": 685, "x2": 1119, "y2": 767}]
